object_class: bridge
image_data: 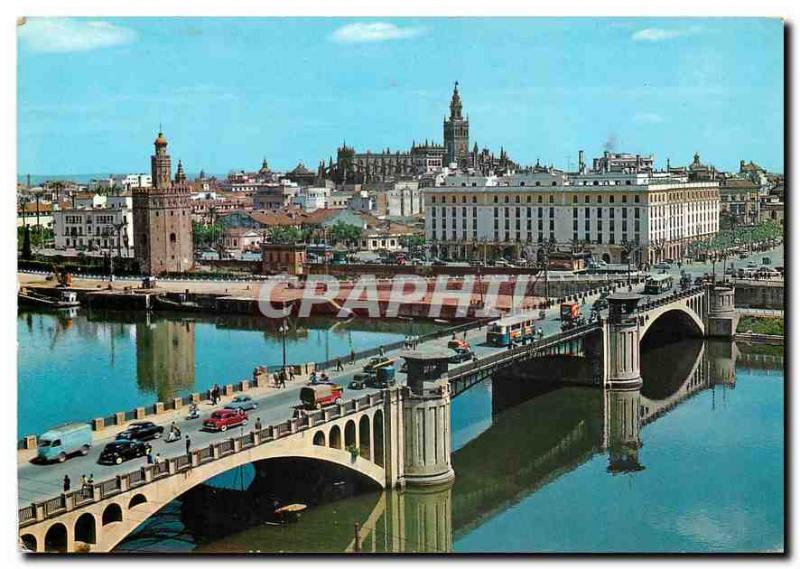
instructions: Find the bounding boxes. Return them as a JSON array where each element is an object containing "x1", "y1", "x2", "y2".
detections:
[{"x1": 18, "y1": 282, "x2": 739, "y2": 552}]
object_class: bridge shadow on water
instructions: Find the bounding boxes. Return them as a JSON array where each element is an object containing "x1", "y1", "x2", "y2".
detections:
[{"x1": 115, "y1": 336, "x2": 739, "y2": 553}]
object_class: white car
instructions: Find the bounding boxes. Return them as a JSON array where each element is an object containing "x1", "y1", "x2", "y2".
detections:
[{"x1": 224, "y1": 394, "x2": 258, "y2": 411}]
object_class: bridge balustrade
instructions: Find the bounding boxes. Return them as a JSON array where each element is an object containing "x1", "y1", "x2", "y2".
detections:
[
  {"x1": 128, "y1": 469, "x2": 144, "y2": 487},
  {"x1": 19, "y1": 392, "x2": 387, "y2": 528},
  {"x1": 43, "y1": 496, "x2": 66, "y2": 517},
  {"x1": 198, "y1": 446, "x2": 214, "y2": 463},
  {"x1": 174, "y1": 455, "x2": 191, "y2": 471},
  {"x1": 19, "y1": 505, "x2": 35, "y2": 524}
]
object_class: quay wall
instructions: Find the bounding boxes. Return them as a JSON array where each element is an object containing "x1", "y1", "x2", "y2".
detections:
[{"x1": 734, "y1": 280, "x2": 784, "y2": 310}]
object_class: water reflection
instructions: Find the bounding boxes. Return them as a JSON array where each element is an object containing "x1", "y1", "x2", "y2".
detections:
[
  {"x1": 135, "y1": 317, "x2": 196, "y2": 402},
  {"x1": 118, "y1": 336, "x2": 775, "y2": 553}
]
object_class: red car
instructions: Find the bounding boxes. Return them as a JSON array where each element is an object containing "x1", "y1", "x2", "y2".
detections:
[{"x1": 203, "y1": 409, "x2": 248, "y2": 432}]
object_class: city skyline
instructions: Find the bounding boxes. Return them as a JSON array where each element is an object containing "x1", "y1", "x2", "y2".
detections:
[{"x1": 18, "y1": 17, "x2": 783, "y2": 176}]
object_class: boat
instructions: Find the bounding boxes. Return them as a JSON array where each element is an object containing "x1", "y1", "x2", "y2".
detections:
[
  {"x1": 152, "y1": 294, "x2": 203, "y2": 312},
  {"x1": 273, "y1": 503, "x2": 307, "y2": 523},
  {"x1": 18, "y1": 289, "x2": 81, "y2": 310}
]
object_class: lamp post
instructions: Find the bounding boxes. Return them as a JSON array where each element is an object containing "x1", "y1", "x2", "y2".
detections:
[{"x1": 278, "y1": 319, "x2": 289, "y2": 380}]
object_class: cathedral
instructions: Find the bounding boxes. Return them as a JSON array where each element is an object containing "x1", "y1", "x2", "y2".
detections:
[
  {"x1": 325, "y1": 83, "x2": 516, "y2": 185},
  {"x1": 132, "y1": 131, "x2": 194, "y2": 275}
]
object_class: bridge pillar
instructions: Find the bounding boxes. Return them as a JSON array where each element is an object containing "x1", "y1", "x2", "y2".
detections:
[
  {"x1": 604, "y1": 388, "x2": 644, "y2": 474},
  {"x1": 707, "y1": 286, "x2": 737, "y2": 338},
  {"x1": 605, "y1": 293, "x2": 644, "y2": 390},
  {"x1": 400, "y1": 379, "x2": 455, "y2": 488},
  {"x1": 606, "y1": 321, "x2": 642, "y2": 390}
]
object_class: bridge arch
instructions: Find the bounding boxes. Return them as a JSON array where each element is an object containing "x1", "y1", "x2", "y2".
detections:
[
  {"x1": 128, "y1": 494, "x2": 147, "y2": 509},
  {"x1": 329, "y1": 425, "x2": 342, "y2": 449},
  {"x1": 640, "y1": 305, "x2": 704, "y2": 347},
  {"x1": 345, "y1": 420, "x2": 356, "y2": 448},
  {"x1": 102, "y1": 503, "x2": 123, "y2": 526},
  {"x1": 359, "y1": 415, "x2": 371, "y2": 460},
  {"x1": 74, "y1": 512, "x2": 97, "y2": 545},
  {"x1": 44, "y1": 522, "x2": 67, "y2": 553},
  {"x1": 20, "y1": 533, "x2": 37, "y2": 552},
  {"x1": 313, "y1": 430, "x2": 326, "y2": 446},
  {"x1": 373, "y1": 410, "x2": 384, "y2": 467}
]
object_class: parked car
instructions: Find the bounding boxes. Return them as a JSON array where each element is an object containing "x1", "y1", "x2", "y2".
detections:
[
  {"x1": 37, "y1": 423, "x2": 93, "y2": 463},
  {"x1": 116, "y1": 421, "x2": 164, "y2": 442},
  {"x1": 654, "y1": 262, "x2": 671, "y2": 270},
  {"x1": 203, "y1": 409, "x2": 248, "y2": 432},
  {"x1": 348, "y1": 373, "x2": 368, "y2": 390},
  {"x1": 98, "y1": 440, "x2": 148, "y2": 465},
  {"x1": 225, "y1": 395, "x2": 258, "y2": 412}
]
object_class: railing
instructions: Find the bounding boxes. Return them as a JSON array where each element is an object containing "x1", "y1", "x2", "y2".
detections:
[
  {"x1": 19, "y1": 391, "x2": 385, "y2": 528},
  {"x1": 444, "y1": 322, "x2": 601, "y2": 383}
]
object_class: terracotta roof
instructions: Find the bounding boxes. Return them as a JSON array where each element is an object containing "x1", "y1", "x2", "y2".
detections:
[
  {"x1": 223, "y1": 227, "x2": 263, "y2": 237},
  {"x1": 19, "y1": 202, "x2": 53, "y2": 214}
]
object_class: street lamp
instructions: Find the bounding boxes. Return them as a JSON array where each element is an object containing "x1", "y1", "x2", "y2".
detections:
[{"x1": 278, "y1": 319, "x2": 290, "y2": 380}]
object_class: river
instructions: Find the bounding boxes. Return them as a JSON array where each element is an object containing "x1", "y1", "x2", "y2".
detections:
[
  {"x1": 17, "y1": 309, "x2": 440, "y2": 436},
  {"x1": 113, "y1": 338, "x2": 783, "y2": 553}
]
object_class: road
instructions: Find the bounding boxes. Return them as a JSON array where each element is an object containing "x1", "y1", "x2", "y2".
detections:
[{"x1": 18, "y1": 283, "x2": 619, "y2": 509}]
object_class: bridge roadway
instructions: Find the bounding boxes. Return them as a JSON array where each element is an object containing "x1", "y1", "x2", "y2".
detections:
[{"x1": 17, "y1": 285, "x2": 617, "y2": 511}]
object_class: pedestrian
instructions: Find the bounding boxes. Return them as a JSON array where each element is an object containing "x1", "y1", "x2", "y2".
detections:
[
  {"x1": 350, "y1": 349, "x2": 356, "y2": 365},
  {"x1": 146, "y1": 448, "x2": 154, "y2": 465},
  {"x1": 289, "y1": 368, "x2": 295, "y2": 381},
  {"x1": 63, "y1": 475, "x2": 70, "y2": 493},
  {"x1": 255, "y1": 417, "x2": 262, "y2": 431},
  {"x1": 463, "y1": 330, "x2": 467, "y2": 340},
  {"x1": 185, "y1": 435, "x2": 191, "y2": 456},
  {"x1": 155, "y1": 453, "x2": 162, "y2": 464},
  {"x1": 87, "y1": 474, "x2": 94, "y2": 485},
  {"x1": 279, "y1": 371, "x2": 287, "y2": 389},
  {"x1": 379, "y1": 346, "x2": 385, "y2": 358},
  {"x1": 336, "y1": 358, "x2": 343, "y2": 372},
  {"x1": 80, "y1": 474, "x2": 87, "y2": 488}
]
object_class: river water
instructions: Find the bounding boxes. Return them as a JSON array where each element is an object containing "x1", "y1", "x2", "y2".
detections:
[
  {"x1": 113, "y1": 337, "x2": 783, "y2": 553},
  {"x1": 17, "y1": 309, "x2": 439, "y2": 436}
]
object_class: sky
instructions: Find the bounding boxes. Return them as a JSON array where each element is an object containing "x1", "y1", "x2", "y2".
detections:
[{"x1": 17, "y1": 17, "x2": 784, "y2": 176}]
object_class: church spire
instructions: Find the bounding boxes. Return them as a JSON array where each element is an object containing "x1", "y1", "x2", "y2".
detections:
[
  {"x1": 449, "y1": 80, "x2": 463, "y2": 120},
  {"x1": 175, "y1": 159, "x2": 186, "y2": 183}
]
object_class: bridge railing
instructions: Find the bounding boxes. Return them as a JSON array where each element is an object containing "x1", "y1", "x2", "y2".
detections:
[
  {"x1": 443, "y1": 322, "x2": 601, "y2": 382},
  {"x1": 19, "y1": 390, "x2": 386, "y2": 529},
  {"x1": 634, "y1": 285, "x2": 706, "y2": 314}
]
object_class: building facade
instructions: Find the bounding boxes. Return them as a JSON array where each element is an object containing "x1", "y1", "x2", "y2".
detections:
[
  {"x1": 424, "y1": 172, "x2": 719, "y2": 265},
  {"x1": 52, "y1": 206, "x2": 133, "y2": 253},
  {"x1": 132, "y1": 131, "x2": 194, "y2": 275}
]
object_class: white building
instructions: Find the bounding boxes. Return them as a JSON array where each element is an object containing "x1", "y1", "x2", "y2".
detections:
[
  {"x1": 291, "y1": 187, "x2": 330, "y2": 212},
  {"x1": 424, "y1": 171, "x2": 719, "y2": 265},
  {"x1": 52, "y1": 205, "x2": 134, "y2": 253}
]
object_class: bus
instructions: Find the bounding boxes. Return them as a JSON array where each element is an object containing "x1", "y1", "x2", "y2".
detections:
[
  {"x1": 486, "y1": 312, "x2": 538, "y2": 347},
  {"x1": 644, "y1": 274, "x2": 674, "y2": 295}
]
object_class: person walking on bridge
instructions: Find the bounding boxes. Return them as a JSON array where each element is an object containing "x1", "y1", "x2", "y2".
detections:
[
  {"x1": 336, "y1": 358, "x2": 343, "y2": 372},
  {"x1": 185, "y1": 435, "x2": 191, "y2": 456},
  {"x1": 63, "y1": 475, "x2": 70, "y2": 493},
  {"x1": 255, "y1": 417, "x2": 262, "y2": 431},
  {"x1": 350, "y1": 349, "x2": 356, "y2": 365}
]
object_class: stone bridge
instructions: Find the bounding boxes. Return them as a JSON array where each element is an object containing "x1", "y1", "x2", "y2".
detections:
[{"x1": 19, "y1": 381, "x2": 456, "y2": 553}]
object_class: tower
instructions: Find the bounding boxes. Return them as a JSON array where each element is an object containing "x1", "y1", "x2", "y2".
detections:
[
  {"x1": 133, "y1": 131, "x2": 194, "y2": 276},
  {"x1": 443, "y1": 81, "x2": 469, "y2": 168}
]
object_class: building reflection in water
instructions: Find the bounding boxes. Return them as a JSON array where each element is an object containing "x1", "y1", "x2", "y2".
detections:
[{"x1": 135, "y1": 314, "x2": 196, "y2": 401}]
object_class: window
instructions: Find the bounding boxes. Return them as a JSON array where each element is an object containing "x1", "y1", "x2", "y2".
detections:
[
  {"x1": 493, "y1": 196, "x2": 499, "y2": 203},
  {"x1": 610, "y1": 195, "x2": 615, "y2": 203},
  {"x1": 572, "y1": 195, "x2": 578, "y2": 203},
  {"x1": 634, "y1": 195, "x2": 640, "y2": 203},
  {"x1": 622, "y1": 195, "x2": 628, "y2": 203},
  {"x1": 472, "y1": 196, "x2": 477, "y2": 203},
  {"x1": 584, "y1": 195, "x2": 590, "y2": 203}
]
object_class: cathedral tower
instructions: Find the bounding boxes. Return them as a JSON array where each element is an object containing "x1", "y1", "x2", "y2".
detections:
[
  {"x1": 133, "y1": 131, "x2": 194, "y2": 275},
  {"x1": 443, "y1": 81, "x2": 469, "y2": 168}
]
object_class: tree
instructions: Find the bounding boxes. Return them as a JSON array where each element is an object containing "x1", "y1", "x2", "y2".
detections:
[
  {"x1": 21, "y1": 225, "x2": 31, "y2": 259},
  {"x1": 192, "y1": 221, "x2": 224, "y2": 248},
  {"x1": 326, "y1": 221, "x2": 363, "y2": 246},
  {"x1": 269, "y1": 226, "x2": 302, "y2": 244},
  {"x1": 399, "y1": 234, "x2": 425, "y2": 250}
]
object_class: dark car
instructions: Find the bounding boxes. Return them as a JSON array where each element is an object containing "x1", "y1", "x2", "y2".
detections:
[
  {"x1": 116, "y1": 421, "x2": 164, "y2": 442},
  {"x1": 99, "y1": 440, "x2": 148, "y2": 465},
  {"x1": 449, "y1": 348, "x2": 473, "y2": 364}
]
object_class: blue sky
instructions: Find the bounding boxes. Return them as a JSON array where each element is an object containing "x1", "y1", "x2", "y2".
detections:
[{"x1": 17, "y1": 17, "x2": 783, "y2": 176}]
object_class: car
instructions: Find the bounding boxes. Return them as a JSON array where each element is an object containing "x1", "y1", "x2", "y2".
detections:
[
  {"x1": 225, "y1": 394, "x2": 258, "y2": 412},
  {"x1": 115, "y1": 421, "x2": 164, "y2": 442},
  {"x1": 348, "y1": 374, "x2": 368, "y2": 390},
  {"x1": 654, "y1": 262, "x2": 671, "y2": 270},
  {"x1": 203, "y1": 409, "x2": 248, "y2": 432},
  {"x1": 99, "y1": 440, "x2": 148, "y2": 465},
  {"x1": 37, "y1": 423, "x2": 93, "y2": 463},
  {"x1": 449, "y1": 348, "x2": 473, "y2": 364}
]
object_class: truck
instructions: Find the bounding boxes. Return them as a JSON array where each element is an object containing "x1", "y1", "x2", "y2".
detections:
[
  {"x1": 37, "y1": 422, "x2": 92, "y2": 463},
  {"x1": 300, "y1": 384, "x2": 344, "y2": 410}
]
